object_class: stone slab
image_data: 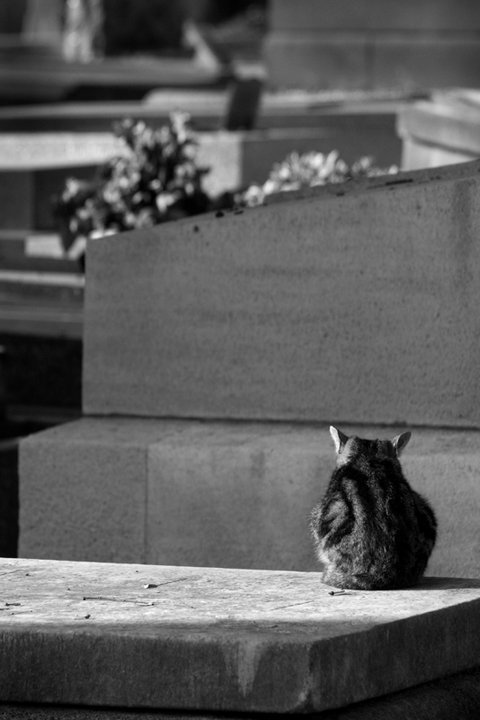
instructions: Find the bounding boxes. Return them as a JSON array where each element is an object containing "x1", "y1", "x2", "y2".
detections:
[
  {"x1": 270, "y1": 0, "x2": 480, "y2": 31},
  {"x1": 19, "y1": 418, "x2": 480, "y2": 578},
  {"x1": 2, "y1": 667, "x2": 480, "y2": 719},
  {"x1": 1, "y1": 557, "x2": 480, "y2": 714},
  {"x1": 83, "y1": 160, "x2": 480, "y2": 428}
]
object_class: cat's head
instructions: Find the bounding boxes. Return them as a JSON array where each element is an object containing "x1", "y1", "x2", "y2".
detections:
[{"x1": 329, "y1": 425, "x2": 411, "y2": 467}]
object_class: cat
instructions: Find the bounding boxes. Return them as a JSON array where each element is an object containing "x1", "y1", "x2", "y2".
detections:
[{"x1": 310, "y1": 426, "x2": 437, "y2": 590}]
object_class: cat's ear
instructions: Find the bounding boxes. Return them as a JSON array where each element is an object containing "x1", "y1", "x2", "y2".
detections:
[
  {"x1": 329, "y1": 425, "x2": 348, "y2": 454},
  {"x1": 392, "y1": 431, "x2": 411, "y2": 456}
]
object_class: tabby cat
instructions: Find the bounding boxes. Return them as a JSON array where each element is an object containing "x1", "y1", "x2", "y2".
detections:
[{"x1": 310, "y1": 426, "x2": 437, "y2": 590}]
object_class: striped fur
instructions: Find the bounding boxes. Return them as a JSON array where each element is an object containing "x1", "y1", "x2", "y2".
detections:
[{"x1": 310, "y1": 427, "x2": 437, "y2": 590}]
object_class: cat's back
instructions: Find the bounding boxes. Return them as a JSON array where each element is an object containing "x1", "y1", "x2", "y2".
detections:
[
  {"x1": 317, "y1": 440, "x2": 412, "y2": 538},
  {"x1": 310, "y1": 427, "x2": 437, "y2": 590}
]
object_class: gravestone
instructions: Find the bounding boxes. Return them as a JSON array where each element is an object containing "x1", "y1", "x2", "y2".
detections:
[{"x1": 19, "y1": 160, "x2": 480, "y2": 578}]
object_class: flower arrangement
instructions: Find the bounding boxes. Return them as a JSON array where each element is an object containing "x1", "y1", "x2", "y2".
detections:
[
  {"x1": 54, "y1": 112, "x2": 211, "y2": 255},
  {"x1": 241, "y1": 150, "x2": 398, "y2": 206},
  {"x1": 54, "y1": 114, "x2": 398, "y2": 262}
]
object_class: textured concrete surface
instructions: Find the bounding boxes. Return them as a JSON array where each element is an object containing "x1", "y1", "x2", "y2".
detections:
[
  {"x1": 83, "y1": 160, "x2": 480, "y2": 428},
  {"x1": 1, "y1": 558, "x2": 480, "y2": 713},
  {"x1": 19, "y1": 418, "x2": 480, "y2": 578}
]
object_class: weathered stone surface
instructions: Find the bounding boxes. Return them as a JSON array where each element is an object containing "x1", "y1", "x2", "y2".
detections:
[
  {"x1": 83, "y1": 160, "x2": 480, "y2": 428},
  {"x1": 1, "y1": 558, "x2": 479, "y2": 713},
  {"x1": 19, "y1": 418, "x2": 480, "y2": 578}
]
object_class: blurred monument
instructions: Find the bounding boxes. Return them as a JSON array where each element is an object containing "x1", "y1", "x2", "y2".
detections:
[
  {"x1": 265, "y1": 0, "x2": 480, "y2": 91},
  {"x1": 22, "y1": 0, "x2": 63, "y2": 54},
  {"x1": 63, "y1": 0, "x2": 104, "y2": 62},
  {"x1": 0, "y1": 0, "x2": 63, "y2": 59}
]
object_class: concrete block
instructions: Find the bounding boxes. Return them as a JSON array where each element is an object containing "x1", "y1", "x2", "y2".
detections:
[
  {"x1": 19, "y1": 418, "x2": 480, "y2": 578},
  {"x1": 270, "y1": 0, "x2": 480, "y2": 31},
  {"x1": 18, "y1": 418, "x2": 168, "y2": 563},
  {"x1": 1, "y1": 557, "x2": 480, "y2": 713},
  {"x1": 372, "y1": 37, "x2": 480, "y2": 90},
  {"x1": 84, "y1": 160, "x2": 480, "y2": 428},
  {"x1": 264, "y1": 34, "x2": 369, "y2": 90}
]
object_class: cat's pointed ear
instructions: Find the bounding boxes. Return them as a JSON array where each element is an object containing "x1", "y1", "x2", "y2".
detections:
[
  {"x1": 329, "y1": 425, "x2": 348, "y2": 454},
  {"x1": 392, "y1": 431, "x2": 411, "y2": 456}
]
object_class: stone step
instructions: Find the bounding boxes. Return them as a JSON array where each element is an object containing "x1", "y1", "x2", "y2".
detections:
[
  {"x1": 1, "y1": 557, "x2": 480, "y2": 714},
  {"x1": 84, "y1": 160, "x2": 480, "y2": 427},
  {"x1": 19, "y1": 418, "x2": 480, "y2": 578}
]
